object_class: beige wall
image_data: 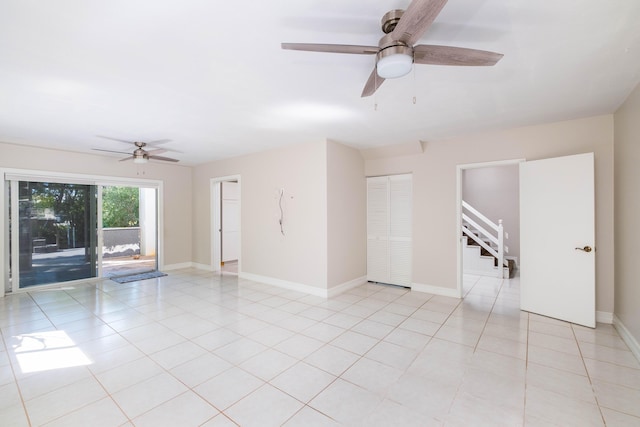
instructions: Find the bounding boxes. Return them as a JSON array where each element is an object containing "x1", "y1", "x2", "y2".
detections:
[
  {"x1": 192, "y1": 141, "x2": 329, "y2": 289},
  {"x1": 326, "y1": 140, "x2": 366, "y2": 289},
  {"x1": 0, "y1": 141, "x2": 193, "y2": 268},
  {"x1": 192, "y1": 140, "x2": 366, "y2": 292},
  {"x1": 614, "y1": 82, "x2": 640, "y2": 343},
  {"x1": 365, "y1": 115, "x2": 615, "y2": 314}
]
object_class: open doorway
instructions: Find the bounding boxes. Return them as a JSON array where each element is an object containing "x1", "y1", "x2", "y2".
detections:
[
  {"x1": 211, "y1": 175, "x2": 241, "y2": 274},
  {"x1": 456, "y1": 159, "x2": 523, "y2": 298},
  {"x1": 100, "y1": 185, "x2": 157, "y2": 278}
]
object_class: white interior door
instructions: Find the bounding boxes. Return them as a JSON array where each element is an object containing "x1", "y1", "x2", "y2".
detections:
[
  {"x1": 520, "y1": 153, "x2": 595, "y2": 327},
  {"x1": 367, "y1": 177, "x2": 389, "y2": 283},
  {"x1": 221, "y1": 181, "x2": 239, "y2": 262},
  {"x1": 367, "y1": 175, "x2": 412, "y2": 287},
  {"x1": 389, "y1": 175, "x2": 412, "y2": 287}
]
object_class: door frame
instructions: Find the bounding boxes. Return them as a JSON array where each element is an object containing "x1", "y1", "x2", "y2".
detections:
[
  {"x1": 210, "y1": 175, "x2": 241, "y2": 273},
  {"x1": 1, "y1": 168, "x2": 163, "y2": 294},
  {"x1": 456, "y1": 158, "x2": 525, "y2": 298}
]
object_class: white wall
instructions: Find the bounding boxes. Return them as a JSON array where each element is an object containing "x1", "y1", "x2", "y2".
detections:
[
  {"x1": 364, "y1": 115, "x2": 615, "y2": 314},
  {"x1": 614, "y1": 81, "x2": 640, "y2": 347},
  {"x1": 463, "y1": 165, "x2": 520, "y2": 260},
  {"x1": 0, "y1": 141, "x2": 193, "y2": 269}
]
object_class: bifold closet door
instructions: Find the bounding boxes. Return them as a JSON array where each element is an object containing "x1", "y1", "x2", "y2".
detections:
[
  {"x1": 366, "y1": 174, "x2": 412, "y2": 287},
  {"x1": 367, "y1": 177, "x2": 389, "y2": 283}
]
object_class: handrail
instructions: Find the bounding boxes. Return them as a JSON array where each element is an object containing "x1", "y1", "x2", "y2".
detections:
[
  {"x1": 462, "y1": 200, "x2": 508, "y2": 278},
  {"x1": 462, "y1": 201, "x2": 499, "y2": 232},
  {"x1": 462, "y1": 214, "x2": 499, "y2": 246}
]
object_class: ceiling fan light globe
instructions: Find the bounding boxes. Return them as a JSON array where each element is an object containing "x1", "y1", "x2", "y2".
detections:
[
  {"x1": 376, "y1": 46, "x2": 413, "y2": 79},
  {"x1": 133, "y1": 156, "x2": 147, "y2": 164}
]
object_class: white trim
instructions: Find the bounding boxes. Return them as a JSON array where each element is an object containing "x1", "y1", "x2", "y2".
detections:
[
  {"x1": 596, "y1": 311, "x2": 613, "y2": 324},
  {"x1": 411, "y1": 282, "x2": 461, "y2": 298},
  {"x1": 10, "y1": 181, "x2": 19, "y2": 292},
  {"x1": 210, "y1": 175, "x2": 241, "y2": 275},
  {"x1": 192, "y1": 262, "x2": 214, "y2": 272},
  {"x1": 3, "y1": 167, "x2": 162, "y2": 188},
  {"x1": 456, "y1": 159, "x2": 525, "y2": 299},
  {"x1": 97, "y1": 186, "x2": 104, "y2": 277},
  {"x1": 613, "y1": 315, "x2": 640, "y2": 363},
  {"x1": 327, "y1": 276, "x2": 367, "y2": 298},
  {"x1": 0, "y1": 180, "x2": 6, "y2": 297},
  {"x1": 239, "y1": 272, "x2": 327, "y2": 298},
  {"x1": 2, "y1": 168, "x2": 165, "y2": 292},
  {"x1": 155, "y1": 183, "x2": 164, "y2": 272},
  {"x1": 9, "y1": 277, "x2": 102, "y2": 294},
  {"x1": 163, "y1": 262, "x2": 197, "y2": 271}
]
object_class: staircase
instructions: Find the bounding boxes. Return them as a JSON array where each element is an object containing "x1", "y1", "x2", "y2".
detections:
[{"x1": 462, "y1": 200, "x2": 515, "y2": 279}]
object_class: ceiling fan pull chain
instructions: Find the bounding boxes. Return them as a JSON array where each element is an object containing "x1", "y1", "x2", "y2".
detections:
[
  {"x1": 374, "y1": 72, "x2": 378, "y2": 111},
  {"x1": 413, "y1": 67, "x2": 417, "y2": 104}
]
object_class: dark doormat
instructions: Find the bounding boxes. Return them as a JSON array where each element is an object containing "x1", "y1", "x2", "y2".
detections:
[{"x1": 110, "y1": 270, "x2": 167, "y2": 283}]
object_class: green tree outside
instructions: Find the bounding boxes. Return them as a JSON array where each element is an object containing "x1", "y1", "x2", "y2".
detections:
[{"x1": 102, "y1": 186, "x2": 139, "y2": 228}]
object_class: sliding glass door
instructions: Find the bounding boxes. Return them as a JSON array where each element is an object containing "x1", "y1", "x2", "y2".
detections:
[
  {"x1": 15, "y1": 181, "x2": 98, "y2": 288},
  {"x1": 4, "y1": 172, "x2": 161, "y2": 292}
]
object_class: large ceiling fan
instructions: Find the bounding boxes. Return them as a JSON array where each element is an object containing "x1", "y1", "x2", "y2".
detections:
[
  {"x1": 282, "y1": 0, "x2": 503, "y2": 97},
  {"x1": 93, "y1": 136, "x2": 179, "y2": 164}
]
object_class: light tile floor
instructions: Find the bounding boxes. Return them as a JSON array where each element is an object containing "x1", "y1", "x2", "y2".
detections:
[{"x1": 1, "y1": 270, "x2": 639, "y2": 426}]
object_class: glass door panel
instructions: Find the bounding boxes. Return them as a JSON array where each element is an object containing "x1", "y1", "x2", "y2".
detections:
[{"x1": 17, "y1": 181, "x2": 97, "y2": 288}]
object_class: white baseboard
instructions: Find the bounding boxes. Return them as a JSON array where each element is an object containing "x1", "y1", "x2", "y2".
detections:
[
  {"x1": 192, "y1": 263, "x2": 215, "y2": 272},
  {"x1": 411, "y1": 282, "x2": 461, "y2": 298},
  {"x1": 613, "y1": 315, "x2": 640, "y2": 363},
  {"x1": 239, "y1": 272, "x2": 327, "y2": 298},
  {"x1": 163, "y1": 262, "x2": 196, "y2": 271},
  {"x1": 327, "y1": 276, "x2": 367, "y2": 298},
  {"x1": 596, "y1": 311, "x2": 613, "y2": 325}
]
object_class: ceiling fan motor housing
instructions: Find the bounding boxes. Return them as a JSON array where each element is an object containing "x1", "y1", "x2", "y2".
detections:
[{"x1": 381, "y1": 9, "x2": 404, "y2": 34}]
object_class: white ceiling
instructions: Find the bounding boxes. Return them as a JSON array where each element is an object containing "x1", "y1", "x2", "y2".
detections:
[{"x1": 1, "y1": 0, "x2": 640, "y2": 165}]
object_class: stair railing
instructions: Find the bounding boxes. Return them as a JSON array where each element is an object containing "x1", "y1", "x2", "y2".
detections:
[{"x1": 461, "y1": 200, "x2": 509, "y2": 278}]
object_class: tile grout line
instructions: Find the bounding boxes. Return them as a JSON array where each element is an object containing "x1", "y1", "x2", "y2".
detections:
[{"x1": 571, "y1": 323, "x2": 608, "y2": 426}]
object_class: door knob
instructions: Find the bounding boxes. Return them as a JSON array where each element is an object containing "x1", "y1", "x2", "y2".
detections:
[{"x1": 575, "y1": 246, "x2": 592, "y2": 253}]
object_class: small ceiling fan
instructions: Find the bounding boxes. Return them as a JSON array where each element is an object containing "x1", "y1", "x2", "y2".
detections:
[
  {"x1": 93, "y1": 136, "x2": 179, "y2": 164},
  {"x1": 282, "y1": 0, "x2": 503, "y2": 97}
]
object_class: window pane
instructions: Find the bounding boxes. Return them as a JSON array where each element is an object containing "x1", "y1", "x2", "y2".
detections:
[{"x1": 18, "y1": 182, "x2": 97, "y2": 287}]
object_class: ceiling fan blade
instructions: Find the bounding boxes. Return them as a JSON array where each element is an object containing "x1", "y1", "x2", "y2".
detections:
[
  {"x1": 92, "y1": 148, "x2": 131, "y2": 155},
  {"x1": 119, "y1": 156, "x2": 134, "y2": 162},
  {"x1": 414, "y1": 45, "x2": 503, "y2": 66},
  {"x1": 96, "y1": 135, "x2": 136, "y2": 144},
  {"x1": 148, "y1": 155, "x2": 179, "y2": 163},
  {"x1": 361, "y1": 68, "x2": 386, "y2": 97},
  {"x1": 146, "y1": 139, "x2": 172, "y2": 145},
  {"x1": 146, "y1": 149, "x2": 167, "y2": 156},
  {"x1": 145, "y1": 145, "x2": 183, "y2": 153},
  {"x1": 282, "y1": 43, "x2": 378, "y2": 55},
  {"x1": 391, "y1": 0, "x2": 448, "y2": 45}
]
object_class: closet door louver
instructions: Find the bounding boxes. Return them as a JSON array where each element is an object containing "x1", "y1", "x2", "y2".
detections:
[
  {"x1": 389, "y1": 175, "x2": 412, "y2": 287},
  {"x1": 366, "y1": 174, "x2": 412, "y2": 287},
  {"x1": 366, "y1": 177, "x2": 389, "y2": 283}
]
